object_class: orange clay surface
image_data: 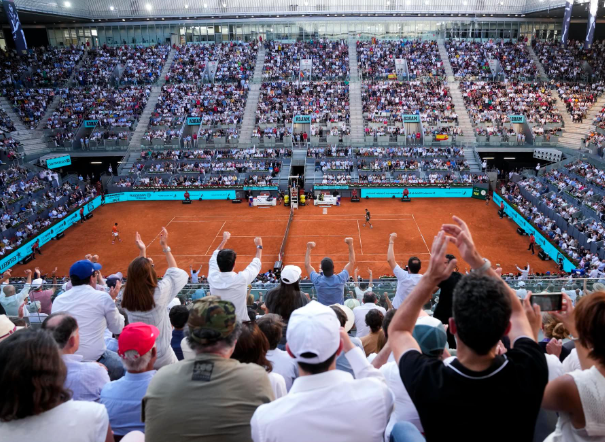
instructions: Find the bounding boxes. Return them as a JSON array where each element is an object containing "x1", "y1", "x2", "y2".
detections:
[{"x1": 11, "y1": 197, "x2": 559, "y2": 278}]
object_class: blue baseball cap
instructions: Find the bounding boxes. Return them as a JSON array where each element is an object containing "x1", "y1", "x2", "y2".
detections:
[
  {"x1": 413, "y1": 316, "x2": 447, "y2": 357},
  {"x1": 70, "y1": 260, "x2": 102, "y2": 279}
]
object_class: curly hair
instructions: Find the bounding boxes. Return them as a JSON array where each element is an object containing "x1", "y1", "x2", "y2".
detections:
[
  {"x1": 541, "y1": 313, "x2": 569, "y2": 340},
  {"x1": 0, "y1": 329, "x2": 70, "y2": 422}
]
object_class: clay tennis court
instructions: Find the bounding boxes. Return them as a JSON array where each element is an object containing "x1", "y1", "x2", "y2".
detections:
[
  {"x1": 10, "y1": 197, "x2": 559, "y2": 278},
  {"x1": 13, "y1": 198, "x2": 557, "y2": 277}
]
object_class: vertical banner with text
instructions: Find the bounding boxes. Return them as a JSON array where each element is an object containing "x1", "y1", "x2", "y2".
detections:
[{"x1": 2, "y1": 0, "x2": 27, "y2": 52}]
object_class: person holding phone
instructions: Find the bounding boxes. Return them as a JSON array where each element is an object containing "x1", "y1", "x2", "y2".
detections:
[{"x1": 542, "y1": 291, "x2": 605, "y2": 441}]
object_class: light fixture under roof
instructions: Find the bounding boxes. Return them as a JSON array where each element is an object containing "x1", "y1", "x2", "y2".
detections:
[
  {"x1": 63, "y1": 1, "x2": 70, "y2": 6},
  {"x1": 184, "y1": 4, "x2": 188, "y2": 8},
  {"x1": 109, "y1": 5, "x2": 114, "y2": 10},
  {"x1": 145, "y1": 3, "x2": 152, "y2": 10}
]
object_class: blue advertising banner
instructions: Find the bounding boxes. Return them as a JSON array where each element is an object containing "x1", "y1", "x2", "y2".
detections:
[
  {"x1": 360, "y1": 187, "x2": 472, "y2": 198},
  {"x1": 0, "y1": 190, "x2": 236, "y2": 272},
  {"x1": 46, "y1": 155, "x2": 71, "y2": 169},
  {"x1": 187, "y1": 117, "x2": 201, "y2": 125},
  {"x1": 293, "y1": 115, "x2": 312, "y2": 124},
  {"x1": 243, "y1": 186, "x2": 278, "y2": 191},
  {"x1": 84, "y1": 120, "x2": 99, "y2": 128},
  {"x1": 493, "y1": 193, "x2": 575, "y2": 272},
  {"x1": 509, "y1": 115, "x2": 525, "y2": 124},
  {"x1": 3, "y1": 1, "x2": 27, "y2": 52},
  {"x1": 315, "y1": 185, "x2": 350, "y2": 190},
  {"x1": 402, "y1": 114, "x2": 420, "y2": 123}
]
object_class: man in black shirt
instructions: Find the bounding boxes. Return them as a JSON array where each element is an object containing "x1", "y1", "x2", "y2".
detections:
[
  {"x1": 432, "y1": 254, "x2": 461, "y2": 349},
  {"x1": 388, "y1": 217, "x2": 547, "y2": 442}
]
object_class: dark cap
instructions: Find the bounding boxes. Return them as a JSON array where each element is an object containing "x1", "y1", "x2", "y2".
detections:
[{"x1": 187, "y1": 297, "x2": 237, "y2": 344}]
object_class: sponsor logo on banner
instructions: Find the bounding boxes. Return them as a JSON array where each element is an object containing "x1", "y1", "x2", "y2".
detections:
[
  {"x1": 46, "y1": 155, "x2": 71, "y2": 169},
  {"x1": 509, "y1": 115, "x2": 525, "y2": 124},
  {"x1": 293, "y1": 115, "x2": 312, "y2": 124},
  {"x1": 471, "y1": 186, "x2": 487, "y2": 200},
  {"x1": 403, "y1": 115, "x2": 420, "y2": 123},
  {"x1": 84, "y1": 120, "x2": 99, "y2": 128},
  {"x1": 187, "y1": 117, "x2": 201, "y2": 125},
  {"x1": 360, "y1": 187, "x2": 472, "y2": 198}
]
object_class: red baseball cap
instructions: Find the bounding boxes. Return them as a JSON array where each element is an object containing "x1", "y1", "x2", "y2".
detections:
[{"x1": 118, "y1": 322, "x2": 159, "y2": 358}]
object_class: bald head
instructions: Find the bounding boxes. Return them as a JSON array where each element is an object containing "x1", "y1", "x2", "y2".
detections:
[
  {"x1": 2, "y1": 285, "x2": 16, "y2": 297},
  {"x1": 42, "y1": 312, "x2": 78, "y2": 351}
]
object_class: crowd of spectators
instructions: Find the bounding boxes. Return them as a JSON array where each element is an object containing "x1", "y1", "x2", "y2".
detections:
[
  {"x1": 263, "y1": 39, "x2": 349, "y2": 80},
  {"x1": 459, "y1": 81, "x2": 562, "y2": 125},
  {"x1": 167, "y1": 41, "x2": 258, "y2": 84},
  {"x1": 357, "y1": 39, "x2": 444, "y2": 79},
  {"x1": 4, "y1": 88, "x2": 56, "y2": 129},
  {"x1": 556, "y1": 82, "x2": 603, "y2": 123},
  {"x1": 120, "y1": 45, "x2": 170, "y2": 85},
  {"x1": 257, "y1": 81, "x2": 349, "y2": 124},
  {"x1": 534, "y1": 41, "x2": 587, "y2": 81},
  {"x1": 361, "y1": 80, "x2": 457, "y2": 124}
]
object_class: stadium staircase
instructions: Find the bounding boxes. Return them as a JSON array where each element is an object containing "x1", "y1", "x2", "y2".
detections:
[
  {"x1": 0, "y1": 97, "x2": 27, "y2": 133},
  {"x1": 526, "y1": 45, "x2": 549, "y2": 82},
  {"x1": 0, "y1": 97, "x2": 48, "y2": 159},
  {"x1": 125, "y1": 85, "x2": 162, "y2": 154},
  {"x1": 68, "y1": 50, "x2": 88, "y2": 86},
  {"x1": 437, "y1": 41, "x2": 476, "y2": 147},
  {"x1": 553, "y1": 93, "x2": 605, "y2": 150},
  {"x1": 36, "y1": 91, "x2": 62, "y2": 131},
  {"x1": 347, "y1": 39, "x2": 365, "y2": 146},
  {"x1": 463, "y1": 147, "x2": 482, "y2": 172},
  {"x1": 157, "y1": 47, "x2": 175, "y2": 87},
  {"x1": 238, "y1": 45, "x2": 266, "y2": 146}
]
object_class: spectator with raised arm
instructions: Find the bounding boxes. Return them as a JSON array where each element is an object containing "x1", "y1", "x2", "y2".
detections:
[
  {"x1": 305, "y1": 238, "x2": 355, "y2": 305},
  {"x1": 189, "y1": 264, "x2": 203, "y2": 284},
  {"x1": 52, "y1": 259, "x2": 125, "y2": 380},
  {"x1": 542, "y1": 291, "x2": 605, "y2": 441},
  {"x1": 121, "y1": 229, "x2": 189, "y2": 369},
  {"x1": 42, "y1": 312, "x2": 110, "y2": 402},
  {"x1": 0, "y1": 269, "x2": 32, "y2": 316},
  {"x1": 387, "y1": 233, "x2": 423, "y2": 308},
  {"x1": 208, "y1": 231, "x2": 263, "y2": 322},
  {"x1": 388, "y1": 217, "x2": 548, "y2": 441},
  {"x1": 353, "y1": 267, "x2": 373, "y2": 301},
  {"x1": 29, "y1": 266, "x2": 58, "y2": 315}
]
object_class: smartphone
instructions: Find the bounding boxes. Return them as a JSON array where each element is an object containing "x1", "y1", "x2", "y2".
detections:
[{"x1": 530, "y1": 293, "x2": 563, "y2": 312}]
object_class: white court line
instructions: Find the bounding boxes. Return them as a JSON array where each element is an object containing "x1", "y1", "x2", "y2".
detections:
[
  {"x1": 204, "y1": 221, "x2": 226, "y2": 255},
  {"x1": 146, "y1": 216, "x2": 176, "y2": 248},
  {"x1": 412, "y1": 214, "x2": 430, "y2": 255},
  {"x1": 357, "y1": 220, "x2": 364, "y2": 255}
]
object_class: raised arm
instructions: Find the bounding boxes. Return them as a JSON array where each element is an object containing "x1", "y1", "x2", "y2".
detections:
[
  {"x1": 343, "y1": 237, "x2": 355, "y2": 275},
  {"x1": 50, "y1": 267, "x2": 58, "y2": 294},
  {"x1": 135, "y1": 231, "x2": 146, "y2": 258},
  {"x1": 368, "y1": 268, "x2": 373, "y2": 289},
  {"x1": 254, "y1": 237, "x2": 263, "y2": 261},
  {"x1": 159, "y1": 227, "x2": 177, "y2": 269},
  {"x1": 442, "y1": 216, "x2": 535, "y2": 344},
  {"x1": 217, "y1": 231, "x2": 230, "y2": 251},
  {"x1": 353, "y1": 268, "x2": 360, "y2": 288},
  {"x1": 0, "y1": 270, "x2": 11, "y2": 285},
  {"x1": 388, "y1": 231, "x2": 456, "y2": 362},
  {"x1": 305, "y1": 242, "x2": 316, "y2": 276},
  {"x1": 387, "y1": 233, "x2": 397, "y2": 271}
]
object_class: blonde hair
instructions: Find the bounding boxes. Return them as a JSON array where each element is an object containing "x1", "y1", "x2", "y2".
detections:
[{"x1": 541, "y1": 313, "x2": 569, "y2": 340}]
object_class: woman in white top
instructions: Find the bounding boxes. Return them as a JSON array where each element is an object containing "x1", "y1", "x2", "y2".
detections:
[
  {"x1": 0, "y1": 329, "x2": 112, "y2": 442},
  {"x1": 543, "y1": 291, "x2": 605, "y2": 442},
  {"x1": 231, "y1": 321, "x2": 287, "y2": 399},
  {"x1": 122, "y1": 229, "x2": 189, "y2": 368}
]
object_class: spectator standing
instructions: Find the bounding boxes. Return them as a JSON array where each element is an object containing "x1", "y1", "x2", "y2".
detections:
[
  {"x1": 101, "y1": 323, "x2": 158, "y2": 439},
  {"x1": 42, "y1": 313, "x2": 110, "y2": 402},
  {"x1": 542, "y1": 291, "x2": 605, "y2": 442},
  {"x1": 29, "y1": 267, "x2": 58, "y2": 315},
  {"x1": 189, "y1": 264, "x2": 202, "y2": 283},
  {"x1": 389, "y1": 218, "x2": 548, "y2": 442},
  {"x1": 122, "y1": 229, "x2": 189, "y2": 368},
  {"x1": 387, "y1": 233, "x2": 423, "y2": 308},
  {"x1": 250, "y1": 301, "x2": 393, "y2": 442},
  {"x1": 143, "y1": 298, "x2": 273, "y2": 442},
  {"x1": 305, "y1": 237, "x2": 355, "y2": 305},
  {"x1": 353, "y1": 267, "x2": 373, "y2": 301},
  {"x1": 52, "y1": 259, "x2": 125, "y2": 380},
  {"x1": 169, "y1": 305, "x2": 189, "y2": 361},
  {"x1": 0, "y1": 269, "x2": 32, "y2": 316},
  {"x1": 208, "y1": 231, "x2": 263, "y2": 322},
  {"x1": 0, "y1": 329, "x2": 113, "y2": 442},
  {"x1": 257, "y1": 313, "x2": 298, "y2": 391},
  {"x1": 353, "y1": 292, "x2": 387, "y2": 338}
]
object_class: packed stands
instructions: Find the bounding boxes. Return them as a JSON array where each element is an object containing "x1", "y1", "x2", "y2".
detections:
[
  {"x1": 119, "y1": 45, "x2": 170, "y2": 85},
  {"x1": 4, "y1": 88, "x2": 56, "y2": 129},
  {"x1": 556, "y1": 82, "x2": 604, "y2": 122}
]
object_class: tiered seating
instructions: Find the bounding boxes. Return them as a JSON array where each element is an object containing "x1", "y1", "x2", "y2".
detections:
[
  {"x1": 556, "y1": 82, "x2": 604, "y2": 122},
  {"x1": 534, "y1": 41, "x2": 587, "y2": 81},
  {"x1": 0, "y1": 168, "x2": 96, "y2": 257},
  {"x1": 446, "y1": 40, "x2": 536, "y2": 80},
  {"x1": 5, "y1": 88, "x2": 55, "y2": 129},
  {"x1": 263, "y1": 40, "x2": 349, "y2": 80},
  {"x1": 120, "y1": 45, "x2": 170, "y2": 85},
  {"x1": 357, "y1": 39, "x2": 444, "y2": 79},
  {"x1": 75, "y1": 47, "x2": 122, "y2": 86},
  {"x1": 0, "y1": 47, "x2": 83, "y2": 87},
  {"x1": 167, "y1": 42, "x2": 258, "y2": 83}
]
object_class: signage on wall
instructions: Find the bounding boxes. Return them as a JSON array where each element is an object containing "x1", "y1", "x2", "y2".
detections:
[
  {"x1": 84, "y1": 120, "x2": 99, "y2": 128},
  {"x1": 187, "y1": 117, "x2": 201, "y2": 125},
  {"x1": 509, "y1": 115, "x2": 525, "y2": 124},
  {"x1": 403, "y1": 115, "x2": 421, "y2": 123},
  {"x1": 3, "y1": 0, "x2": 27, "y2": 52},
  {"x1": 293, "y1": 115, "x2": 312, "y2": 124},
  {"x1": 46, "y1": 155, "x2": 71, "y2": 169}
]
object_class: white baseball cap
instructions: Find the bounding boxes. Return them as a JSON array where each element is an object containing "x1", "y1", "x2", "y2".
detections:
[
  {"x1": 331, "y1": 304, "x2": 355, "y2": 332},
  {"x1": 518, "y1": 281, "x2": 525, "y2": 287},
  {"x1": 31, "y1": 278, "x2": 44, "y2": 289},
  {"x1": 286, "y1": 301, "x2": 340, "y2": 364},
  {"x1": 281, "y1": 265, "x2": 301, "y2": 285}
]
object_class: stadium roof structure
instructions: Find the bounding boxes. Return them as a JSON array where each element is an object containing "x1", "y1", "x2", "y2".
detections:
[{"x1": 13, "y1": 0, "x2": 573, "y2": 20}]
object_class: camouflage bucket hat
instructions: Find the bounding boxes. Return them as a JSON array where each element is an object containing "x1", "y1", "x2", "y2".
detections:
[{"x1": 188, "y1": 297, "x2": 237, "y2": 344}]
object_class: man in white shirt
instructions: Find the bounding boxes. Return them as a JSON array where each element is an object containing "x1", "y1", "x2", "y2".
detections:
[
  {"x1": 516, "y1": 263, "x2": 530, "y2": 280},
  {"x1": 42, "y1": 312, "x2": 110, "y2": 401},
  {"x1": 250, "y1": 301, "x2": 394, "y2": 442},
  {"x1": 52, "y1": 259, "x2": 125, "y2": 380},
  {"x1": 516, "y1": 281, "x2": 528, "y2": 299},
  {"x1": 353, "y1": 292, "x2": 387, "y2": 339},
  {"x1": 208, "y1": 231, "x2": 262, "y2": 322},
  {"x1": 387, "y1": 233, "x2": 423, "y2": 308},
  {"x1": 0, "y1": 269, "x2": 32, "y2": 316}
]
